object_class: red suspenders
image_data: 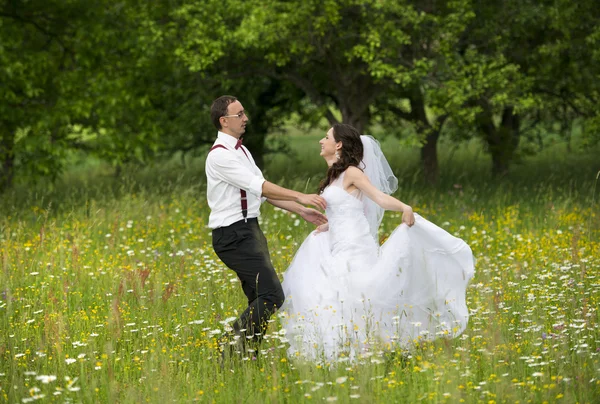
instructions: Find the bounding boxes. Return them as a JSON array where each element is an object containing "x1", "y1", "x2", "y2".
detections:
[{"x1": 209, "y1": 144, "x2": 250, "y2": 222}]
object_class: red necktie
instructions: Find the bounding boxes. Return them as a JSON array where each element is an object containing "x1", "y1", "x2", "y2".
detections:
[{"x1": 235, "y1": 138, "x2": 243, "y2": 149}]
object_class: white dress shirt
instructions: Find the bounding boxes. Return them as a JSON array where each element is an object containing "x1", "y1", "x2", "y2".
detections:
[{"x1": 206, "y1": 131, "x2": 266, "y2": 229}]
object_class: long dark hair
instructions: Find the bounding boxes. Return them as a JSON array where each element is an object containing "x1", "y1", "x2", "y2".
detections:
[{"x1": 318, "y1": 123, "x2": 364, "y2": 194}]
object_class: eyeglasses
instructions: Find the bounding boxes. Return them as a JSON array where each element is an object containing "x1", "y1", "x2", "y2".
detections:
[{"x1": 222, "y1": 111, "x2": 248, "y2": 119}]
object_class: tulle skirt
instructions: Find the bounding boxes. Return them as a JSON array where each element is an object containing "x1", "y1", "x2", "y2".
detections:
[{"x1": 279, "y1": 213, "x2": 475, "y2": 361}]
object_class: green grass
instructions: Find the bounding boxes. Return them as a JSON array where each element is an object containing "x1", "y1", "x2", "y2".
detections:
[{"x1": 1, "y1": 133, "x2": 599, "y2": 403}]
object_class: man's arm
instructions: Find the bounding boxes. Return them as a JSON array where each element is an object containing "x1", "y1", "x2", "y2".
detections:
[
  {"x1": 262, "y1": 181, "x2": 327, "y2": 211},
  {"x1": 267, "y1": 199, "x2": 327, "y2": 226},
  {"x1": 207, "y1": 150, "x2": 327, "y2": 210}
]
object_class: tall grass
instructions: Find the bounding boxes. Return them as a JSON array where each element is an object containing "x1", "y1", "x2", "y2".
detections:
[{"x1": 0, "y1": 134, "x2": 599, "y2": 403}]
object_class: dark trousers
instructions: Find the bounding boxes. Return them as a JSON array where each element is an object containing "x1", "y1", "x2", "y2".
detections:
[{"x1": 212, "y1": 218, "x2": 284, "y2": 345}]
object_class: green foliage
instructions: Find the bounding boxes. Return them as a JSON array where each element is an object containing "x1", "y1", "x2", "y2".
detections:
[
  {"x1": 2, "y1": 0, "x2": 599, "y2": 190},
  {"x1": 0, "y1": 0, "x2": 77, "y2": 189}
]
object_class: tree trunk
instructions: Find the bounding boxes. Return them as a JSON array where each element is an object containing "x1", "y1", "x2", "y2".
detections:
[
  {"x1": 244, "y1": 129, "x2": 266, "y2": 169},
  {"x1": 477, "y1": 105, "x2": 520, "y2": 177},
  {"x1": 340, "y1": 104, "x2": 369, "y2": 134},
  {"x1": 243, "y1": 79, "x2": 285, "y2": 169},
  {"x1": 410, "y1": 88, "x2": 441, "y2": 184},
  {"x1": 337, "y1": 73, "x2": 374, "y2": 134},
  {"x1": 0, "y1": 136, "x2": 15, "y2": 193},
  {"x1": 245, "y1": 99, "x2": 269, "y2": 169},
  {"x1": 421, "y1": 129, "x2": 440, "y2": 183},
  {"x1": 491, "y1": 107, "x2": 520, "y2": 176}
]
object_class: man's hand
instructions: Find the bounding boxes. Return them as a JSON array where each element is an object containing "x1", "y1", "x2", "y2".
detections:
[
  {"x1": 300, "y1": 208, "x2": 328, "y2": 226},
  {"x1": 297, "y1": 193, "x2": 327, "y2": 210},
  {"x1": 402, "y1": 206, "x2": 415, "y2": 227}
]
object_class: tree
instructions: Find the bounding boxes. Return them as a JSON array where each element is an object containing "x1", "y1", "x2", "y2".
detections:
[
  {"x1": 3, "y1": 0, "x2": 598, "y2": 191},
  {"x1": 451, "y1": 0, "x2": 600, "y2": 176},
  {"x1": 0, "y1": 0, "x2": 218, "y2": 190},
  {"x1": 0, "y1": 0, "x2": 172, "y2": 190},
  {"x1": 531, "y1": 0, "x2": 600, "y2": 147},
  {"x1": 173, "y1": 0, "x2": 477, "y2": 181},
  {"x1": 0, "y1": 0, "x2": 83, "y2": 191}
]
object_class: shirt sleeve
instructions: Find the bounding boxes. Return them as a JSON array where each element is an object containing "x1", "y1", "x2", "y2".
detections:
[{"x1": 206, "y1": 150, "x2": 265, "y2": 197}]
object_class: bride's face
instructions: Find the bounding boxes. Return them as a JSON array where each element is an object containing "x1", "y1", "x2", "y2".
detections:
[{"x1": 319, "y1": 128, "x2": 342, "y2": 159}]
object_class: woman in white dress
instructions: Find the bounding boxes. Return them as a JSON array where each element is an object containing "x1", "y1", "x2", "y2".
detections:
[{"x1": 279, "y1": 124, "x2": 475, "y2": 361}]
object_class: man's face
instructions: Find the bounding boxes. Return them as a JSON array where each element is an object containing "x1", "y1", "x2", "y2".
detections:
[{"x1": 220, "y1": 101, "x2": 249, "y2": 138}]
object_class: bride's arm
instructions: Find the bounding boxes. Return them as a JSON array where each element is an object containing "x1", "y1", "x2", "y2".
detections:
[{"x1": 346, "y1": 166, "x2": 415, "y2": 226}]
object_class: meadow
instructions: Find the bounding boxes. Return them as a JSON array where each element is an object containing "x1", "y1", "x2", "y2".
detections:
[{"x1": 1, "y1": 132, "x2": 599, "y2": 403}]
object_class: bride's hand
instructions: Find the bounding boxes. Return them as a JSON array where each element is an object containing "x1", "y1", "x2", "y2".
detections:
[
  {"x1": 402, "y1": 207, "x2": 415, "y2": 227},
  {"x1": 315, "y1": 223, "x2": 329, "y2": 234}
]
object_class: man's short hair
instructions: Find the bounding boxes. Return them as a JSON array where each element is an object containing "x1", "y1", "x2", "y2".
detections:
[{"x1": 210, "y1": 95, "x2": 238, "y2": 130}]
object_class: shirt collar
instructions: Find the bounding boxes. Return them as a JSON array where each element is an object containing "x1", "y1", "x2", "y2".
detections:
[{"x1": 217, "y1": 131, "x2": 240, "y2": 149}]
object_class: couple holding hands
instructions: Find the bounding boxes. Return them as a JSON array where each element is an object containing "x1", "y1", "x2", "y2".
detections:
[{"x1": 206, "y1": 95, "x2": 474, "y2": 362}]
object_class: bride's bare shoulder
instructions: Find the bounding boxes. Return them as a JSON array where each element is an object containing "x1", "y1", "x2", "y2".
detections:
[{"x1": 345, "y1": 165, "x2": 365, "y2": 178}]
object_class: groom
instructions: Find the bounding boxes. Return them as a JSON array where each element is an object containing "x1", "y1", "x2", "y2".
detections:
[{"x1": 206, "y1": 95, "x2": 327, "y2": 354}]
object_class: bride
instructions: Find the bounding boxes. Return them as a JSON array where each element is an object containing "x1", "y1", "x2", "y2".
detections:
[{"x1": 279, "y1": 124, "x2": 475, "y2": 361}]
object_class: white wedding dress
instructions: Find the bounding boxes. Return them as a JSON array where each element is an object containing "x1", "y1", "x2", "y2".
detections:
[{"x1": 279, "y1": 172, "x2": 475, "y2": 361}]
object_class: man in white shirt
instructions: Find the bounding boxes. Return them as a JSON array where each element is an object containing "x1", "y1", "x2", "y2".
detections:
[{"x1": 206, "y1": 95, "x2": 327, "y2": 356}]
